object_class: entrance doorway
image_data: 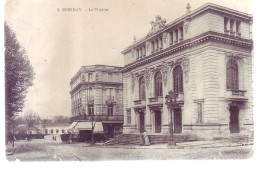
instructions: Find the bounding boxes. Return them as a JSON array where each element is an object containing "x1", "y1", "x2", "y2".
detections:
[
  {"x1": 139, "y1": 112, "x2": 145, "y2": 133},
  {"x1": 174, "y1": 108, "x2": 182, "y2": 133},
  {"x1": 155, "y1": 110, "x2": 162, "y2": 133},
  {"x1": 229, "y1": 106, "x2": 240, "y2": 133},
  {"x1": 107, "y1": 124, "x2": 114, "y2": 138}
]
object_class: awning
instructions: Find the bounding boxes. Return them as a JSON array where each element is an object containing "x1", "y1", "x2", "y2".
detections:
[
  {"x1": 102, "y1": 121, "x2": 123, "y2": 124},
  {"x1": 68, "y1": 122, "x2": 79, "y2": 134},
  {"x1": 75, "y1": 122, "x2": 104, "y2": 133},
  {"x1": 68, "y1": 122, "x2": 78, "y2": 129}
]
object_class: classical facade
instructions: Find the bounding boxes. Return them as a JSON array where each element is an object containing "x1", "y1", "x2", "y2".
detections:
[
  {"x1": 121, "y1": 3, "x2": 253, "y2": 140},
  {"x1": 70, "y1": 65, "x2": 124, "y2": 139}
]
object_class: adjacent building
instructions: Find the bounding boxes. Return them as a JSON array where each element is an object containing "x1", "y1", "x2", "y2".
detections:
[
  {"x1": 121, "y1": 3, "x2": 253, "y2": 140},
  {"x1": 42, "y1": 116, "x2": 70, "y2": 135},
  {"x1": 69, "y1": 65, "x2": 124, "y2": 140}
]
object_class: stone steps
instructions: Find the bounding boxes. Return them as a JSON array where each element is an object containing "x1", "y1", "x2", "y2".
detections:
[
  {"x1": 104, "y1": 133, "x2": 199, "y2": 146},
  {"x1": 104, "y1": 134, "x2": 143, "y2": 146},
  {"x1": 222, "y1": 134, "x2": 252, "y2": 143},
  {"x1": 149, "y1": 134, "x2": 198, "y2": 144}
]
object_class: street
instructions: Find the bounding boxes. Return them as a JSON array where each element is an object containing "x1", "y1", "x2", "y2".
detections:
[{"x1": 6, "y1": 139, "x2": 253, "y2": 161}]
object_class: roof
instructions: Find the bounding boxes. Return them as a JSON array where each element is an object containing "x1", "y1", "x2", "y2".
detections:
[
  {"x1": 70, "y1": 65, "x2": 123, "y2": 84},
  {"x1": 121, "y1": 3, "x2": 252, "y2": 54},
  {"x1": 69, "y1": 121, "x2": 104, "y2": 133}
]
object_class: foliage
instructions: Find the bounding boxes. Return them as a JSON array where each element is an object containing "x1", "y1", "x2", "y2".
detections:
[
  {"x1": 5, "y1": 22, "x2": 35, "y2": 121},
  {"x1": 24, "y1": 111, "x2": 40, "y2": 130}
]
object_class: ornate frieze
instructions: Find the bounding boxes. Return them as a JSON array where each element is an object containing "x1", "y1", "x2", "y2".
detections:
[
  {"x1": 126, "y1": 108, "x2": 131, "y2": 124},
  {"x1": 168, "y1": 61, "x2": 175, "y2": 67},
  {"x1": 144, "y1": 67, "x2": 151, "y2": 90},
  {"x1": 225, "y1": 52, "x2": 245, "y2": 64},
  {"x1": 183, "y1": 19, "x2": 190, "y2": 33},
  {"x1": 123, "y1": 34, "x2": 252, "y2": 72},
  {"x1": 226, "y1": 101, "x2": 246, "y2": 111},
  {"x1": 161, "y1": 62, "x2": 170, "y2": 87},
  {"x1": 149, "y1": 15, "x2": 167, "y2": 36},
  {"x1": 134, "y1": 107, "x2": 146, "y2": 114},
  {"x1": 181, "y1": 56, "x2": 190, "y2": 83},
  {"x1": 130, "y1": 72, "x2": 136, "y2": 92}
]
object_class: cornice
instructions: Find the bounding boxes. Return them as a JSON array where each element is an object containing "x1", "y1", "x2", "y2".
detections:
[
  {"x1": 70, "y1": 81, "x2": 123, "y2": 95},
  {"x1": 122, "y1": 31, "x2": 252, "y2": 73},
  {"x1": 70, "y1": 65, "x2": 123, "y2": 84},
  {"x1": 121, "y1": 3, "x2": 252, "y2": 54}
]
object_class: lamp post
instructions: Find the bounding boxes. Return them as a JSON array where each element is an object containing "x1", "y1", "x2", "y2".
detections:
[
  {"x1": 165, "y1": 90, "x2": 178, "y2": 147},
  {"x1": 89, "y1": 108, "x2": 95, "y2": 146}
]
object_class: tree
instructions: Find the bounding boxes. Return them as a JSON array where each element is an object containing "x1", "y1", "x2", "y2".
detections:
[
  {"x1": 24, "y1": 111, "x2": 41, "y2": 132},
  {"x1": 5, "y1": 22, "x2": 35, "y2": 121}
]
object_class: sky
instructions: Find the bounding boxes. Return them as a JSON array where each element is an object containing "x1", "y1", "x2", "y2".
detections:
[{"x1": 4, "y1": 0, "x2": 254, "y2": 119}]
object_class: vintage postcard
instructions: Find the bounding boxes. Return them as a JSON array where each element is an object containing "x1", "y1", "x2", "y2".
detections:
[{"x1": 3, "y1": 0, "x2": 255, "y2": 164}]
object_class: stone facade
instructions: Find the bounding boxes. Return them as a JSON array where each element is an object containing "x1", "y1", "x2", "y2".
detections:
[
  {"x1": 121, "y1": 3, "x2": 253, "y2": 140},
  {"x1": 70, "y1": 65, "x2": 124, "y2": 138}
]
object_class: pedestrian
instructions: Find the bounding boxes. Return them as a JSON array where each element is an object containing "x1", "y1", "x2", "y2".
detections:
[
  {"x1": 69, "y1": 134, "x2": 72, "y2": 144},
  {"x1": 142, "y1": 130, "x2": 150, "y2": 146}
]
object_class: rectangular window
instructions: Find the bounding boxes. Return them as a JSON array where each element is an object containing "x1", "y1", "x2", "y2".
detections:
[
  {"x1": 197, "y1": 103, "x2": 203, "y2": 123},
  {"x1": 143, "y1": 45, "x2": 146, "y2": 56},
  {"x1": 139, "y1": 48, "x2": 142, "y2": 58},
  {"x1": 159, "y1": 36, "x2": 163, "y2": 49},
  {"x1": 88, "y1": 105, "x2": 94, "y2": 115},
  {"x1": 236, "y1": 20, "x2": 241, "y2": 36},
  {"x1": 174, "y1": 29, "x2": 178, "y2": 43},
  {"x1": 169, "y1": 31, "x2": 173, "y2": 44},
  {"x1": 179, "y1": 26, "x2": 183, "y2": 40},
  {"x1": 108, "y1": 105, "x2": 113, "y2": 116},
  {"x1": 88, "y1": 73, "x2": 93, "y2": 82},
  {"x1": 107, "y1": 88, "x2": 115, "y2": 101},
  {"x1": 82, "y1": 74, "x2": 85, "y2": 82},
  {"x1": 151, "y1": 41, "x2": 154, "y2": 52},
  {"x1": 224, "y1": 17, "x2": 229, "y2": 31},
  {"x1": 108, "y1": 73, "x2": 113, "y2": 81},
  {"x1": 230, "y1": 19, "x2": 234, "y2": 34}
]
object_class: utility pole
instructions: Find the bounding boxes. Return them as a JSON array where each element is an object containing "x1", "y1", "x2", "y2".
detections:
[
  {"x1": 90, "y1": 106, "x2": 95, "y2": 146},
  {"x1": 165, "y1": 90, "x2": 179, "y2": 147}
]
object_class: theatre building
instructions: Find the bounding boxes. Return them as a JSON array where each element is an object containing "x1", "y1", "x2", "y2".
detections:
[
  {"x1": 121, "y1": 3, "x2": 253, "y2": 140},
  {"x1": 69, "y1": 65, "x2": 124, "y2": 140}
]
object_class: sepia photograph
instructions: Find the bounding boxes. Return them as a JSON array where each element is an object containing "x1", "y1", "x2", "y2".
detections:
[{"x1": 3, "y1": 0, "x2": 257, "y2": 164}]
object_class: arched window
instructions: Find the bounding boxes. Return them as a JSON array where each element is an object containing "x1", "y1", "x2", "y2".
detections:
[
  {"x1": 173, "y1": 65, "x2": 183, "y2": 93},
  {"x1": 154, "y1": 72, "x2": 163, "y2": 97},
  {"x1": 226, "y1": 59, "x2": 239, "y2": 90},
  {"x1": 139, "y1": 77, "x2": 146, "y2": 100}
]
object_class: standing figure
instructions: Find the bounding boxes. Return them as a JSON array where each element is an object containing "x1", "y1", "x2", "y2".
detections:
[{"x1": 142, "y1": 130, "x2": 150, "y2": 146}]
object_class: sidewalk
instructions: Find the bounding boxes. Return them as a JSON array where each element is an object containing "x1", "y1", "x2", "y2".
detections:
[
  {"x1": 5, "y1": 143, "x2": 21, "y2": 156},
  {"x1": 82, "y1": 139, "x2": 254, "y2": 149}
]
